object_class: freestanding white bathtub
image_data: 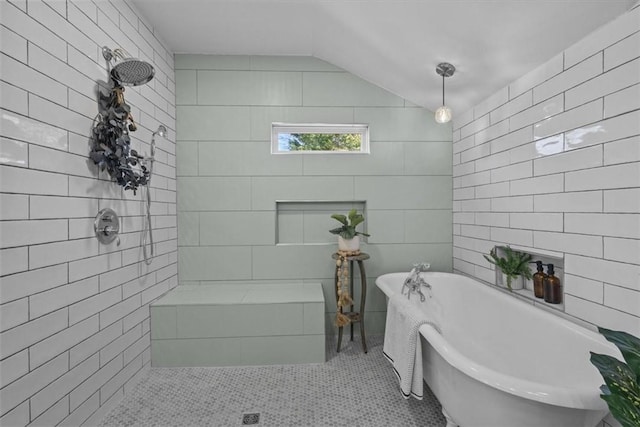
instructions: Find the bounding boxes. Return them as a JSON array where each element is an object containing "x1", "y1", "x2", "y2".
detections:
[{"x1": 376, "y1": 272, "x2": 621, "y2": 427}]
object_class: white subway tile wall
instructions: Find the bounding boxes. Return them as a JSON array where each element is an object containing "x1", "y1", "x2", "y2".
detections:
[
  {"x1": 453, "y1": 7, "x2": 640, "y2": 338},
  {"x1": 175, "y1": 54, "x2": 453, "y2": 335},
  {"x1": 0, "y1": 1, "x2": 176, "y2": 425}
]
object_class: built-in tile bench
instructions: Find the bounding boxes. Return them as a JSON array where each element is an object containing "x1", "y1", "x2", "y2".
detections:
[{"x1": 150, "y1": 283, "x2": 325, "y2": 367}]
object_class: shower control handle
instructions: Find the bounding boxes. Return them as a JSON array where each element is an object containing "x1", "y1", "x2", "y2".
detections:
[
  {"x1": 100, "y1": 224, "x2": 118, "y2": 235},
  {"x1": 95, "y1": 208, "x2": 120, "y2": 245}
]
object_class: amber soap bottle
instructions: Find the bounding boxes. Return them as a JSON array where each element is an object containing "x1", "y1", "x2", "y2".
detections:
[
  {"x1": 532, "y1": 261, "x2": 546, "y2": 298},
  {"x1": 543, "y1": 263, "x2": 562, "y2": 304}
]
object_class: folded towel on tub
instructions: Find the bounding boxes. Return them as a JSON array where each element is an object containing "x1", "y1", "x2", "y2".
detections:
[{"x1": 382, "y1": 293, "x2": 432, "y2": 400}]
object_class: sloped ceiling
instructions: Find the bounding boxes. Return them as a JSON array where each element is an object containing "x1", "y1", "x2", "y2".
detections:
[{"x1": 131, "y1": 0, "x2": 635, "y2": 115}]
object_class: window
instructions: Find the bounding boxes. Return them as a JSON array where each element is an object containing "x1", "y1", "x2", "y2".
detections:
[{"x1": 271, "y1": 123, "x2": 370, "y2": 154}]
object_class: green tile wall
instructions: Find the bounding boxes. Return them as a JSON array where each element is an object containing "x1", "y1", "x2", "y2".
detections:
[
  {"x1": 197, "y1": 70, "x2": 303, "y2": 106},
  {"x1": 175, "y1": 55, "x2": 453, "y2": 335}
]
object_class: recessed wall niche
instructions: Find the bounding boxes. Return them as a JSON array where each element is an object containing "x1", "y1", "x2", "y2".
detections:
[
  {"x1": 276, "y1": 201, "x2": 367, "y2": 245},
  {"x1": 491, "y1": 246, "x2": 565, "y2": 311}
]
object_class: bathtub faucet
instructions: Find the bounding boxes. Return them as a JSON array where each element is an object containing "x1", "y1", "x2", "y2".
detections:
[{"x1": 402, "y1": 262, "x2": 431, "y2": 302}]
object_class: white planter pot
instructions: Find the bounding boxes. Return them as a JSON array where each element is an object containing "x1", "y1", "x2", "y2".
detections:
[
  {"x1": 501, "y1": 273, "x2": 523, "y2": 290},
  {"x1": 338, "y1": 236, "x2": 360, "y2": 252}
]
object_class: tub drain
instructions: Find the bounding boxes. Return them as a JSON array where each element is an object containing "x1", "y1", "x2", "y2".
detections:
[{"x1": 242, "y1": 413, "x2": 260, "y2": 425}]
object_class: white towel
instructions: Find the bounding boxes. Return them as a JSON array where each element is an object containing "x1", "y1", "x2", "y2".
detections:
[{"x1": 382, "y1": 293, "x2": 432, "y2": 400}]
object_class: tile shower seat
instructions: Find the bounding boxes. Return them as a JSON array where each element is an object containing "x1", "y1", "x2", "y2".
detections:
[{"x1": 150, "y1": 283, "x2": 325, "y2": 367}]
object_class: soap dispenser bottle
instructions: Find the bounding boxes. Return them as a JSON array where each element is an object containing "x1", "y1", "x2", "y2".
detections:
[
  {"x1": 532, "y1": 261, "x2": 546, "y2": 298},
  {"x1": 543, "y1": 263, "x2": 562, "y2": 304}
]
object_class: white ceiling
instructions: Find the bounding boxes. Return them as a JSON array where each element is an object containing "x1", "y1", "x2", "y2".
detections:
[{"x1": 131, "y1": 0, "x2": 635, "y2": 115}]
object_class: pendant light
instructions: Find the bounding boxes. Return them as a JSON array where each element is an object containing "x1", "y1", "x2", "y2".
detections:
[{"x1": 435, "y1": 62, "x2": 455, "y2": 124}]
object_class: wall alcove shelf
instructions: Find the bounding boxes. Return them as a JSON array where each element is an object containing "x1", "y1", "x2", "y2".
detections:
[{"x1": 491, "y1": 246, "x2": 565, "y2": 312}]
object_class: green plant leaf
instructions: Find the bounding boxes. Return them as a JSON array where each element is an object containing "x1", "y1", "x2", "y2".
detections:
[
  {"x1": 329, "y1": 227, "x2": 345, "y2": 236},
  {"x1": 350, "y1": 213, "x2": 364, "y2": 228},
  {"x1": 600, "y1": 392, "x2": 640, "y2": 427},
  {"x1": 484, "y1": 246, "x2": 532, "y2": 278},
  {"x1": 590, "y1": 353, "x2": 637, "y2": 395},
  {"x1": 339, "y1": 228, "x2": 356, "y2": 239},
  {"x1": 347, "y1": 209, "x2": 357, "y2": 223},
  {"x1": 590, "y1": 350, "x2": 640, "y2": 427},
  {"x1": 598, "y1": 327, "x2": 640, "y2": 378},
  {"x1": 331, "y1": 214, "x2": 348, "y2": 226}
]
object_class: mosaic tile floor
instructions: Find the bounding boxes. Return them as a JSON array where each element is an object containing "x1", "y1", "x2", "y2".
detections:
[{"x1": 99, "y1": 335, "x2": 446, "y2": 427}]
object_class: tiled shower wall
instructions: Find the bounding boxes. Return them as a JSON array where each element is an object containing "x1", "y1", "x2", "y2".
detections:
[
  {"x1": 452, "y1": 6, "x2": 640, "y2": 336},
  {"x1": 0, "y1": 1, "x2": 177, "y2": 425},
  {"x1": 175, "y1": 54, "x2": 453, "y2": 334}
]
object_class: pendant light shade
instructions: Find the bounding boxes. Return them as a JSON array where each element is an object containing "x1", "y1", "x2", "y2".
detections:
[
  {"x1": 435, "y1": 106, "x2": 452, "y2": 124},
  {"x1": 435, "y1": 62, "x2": 455, "y2": 124}
]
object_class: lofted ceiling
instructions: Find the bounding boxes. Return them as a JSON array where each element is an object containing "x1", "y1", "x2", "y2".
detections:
[{"x1": 131, "y1": 0, "x2": 635, "y2": 116}]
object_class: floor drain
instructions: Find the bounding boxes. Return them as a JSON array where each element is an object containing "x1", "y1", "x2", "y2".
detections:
[{"x1": 242, "y1": 413, "x2": 260, "y2": 425}]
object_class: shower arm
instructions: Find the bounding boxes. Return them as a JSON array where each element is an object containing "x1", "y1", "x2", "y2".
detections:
[{"x1": 102, "y1": 47, "x2": 127, "y2": 63}]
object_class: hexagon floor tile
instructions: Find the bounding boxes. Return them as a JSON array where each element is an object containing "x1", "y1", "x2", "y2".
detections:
[{"x1": 99, "y1": 335, "x2": 446, "y2": 427}]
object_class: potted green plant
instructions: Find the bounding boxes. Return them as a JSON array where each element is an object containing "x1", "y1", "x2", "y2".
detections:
[
  {"x1": 483, "y1": 246, "x2": 532, "y2": 291},
  {"x1": 590, "y1": 327, "x2": 640, "y2": 427},
  {"x1": 329, "y1": 209, "x2": 370, "y2": 252}
]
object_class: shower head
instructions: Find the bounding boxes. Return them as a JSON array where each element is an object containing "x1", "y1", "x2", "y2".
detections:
[
  {"x1": 102, "y1": 46, "x2": 155, "y2": 86},
  {"x1": 153, "y1": 125, "x2": 167, "y2": 138}
]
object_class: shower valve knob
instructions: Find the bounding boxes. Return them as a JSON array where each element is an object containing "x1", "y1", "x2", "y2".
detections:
[
  {"x1": 102, "y1": 225, "x2": 119, "y2": 235},
  {"x1": 95, "y1": 208, "x2": 120, "y2": 245}
]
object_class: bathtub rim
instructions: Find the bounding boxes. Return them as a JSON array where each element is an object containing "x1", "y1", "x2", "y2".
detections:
[{"x1": 376, "y1": 271, "x2": 612, "y2": 411}]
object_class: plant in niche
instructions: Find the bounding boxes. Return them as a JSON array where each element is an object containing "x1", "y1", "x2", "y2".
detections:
[
  {"x1": 329, "y1": 209, "x2": 370, "y2": 240},
  {"x1": 89, "y1": 82, "x2": 148, "y2": 194},
  {"x1": 590, "y1": 327, "x2": 640, "y2": 427},
  {"x1": 483, "y1": 246, "x2": 532, "y2": 291}
]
